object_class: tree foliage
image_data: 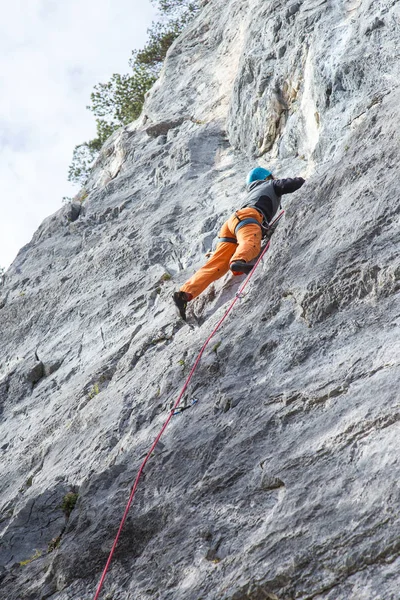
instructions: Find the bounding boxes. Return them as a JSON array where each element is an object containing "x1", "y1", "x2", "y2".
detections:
[
  {"x1": 68, "y1": 141, "x2": 101, "y2": 187},
  {"x1": 133, "y1": 22, "x2": 182, "y2": 70},
  {"x1": 153, "y1": 0, "x2": 199, "y2": 18},
  {"x1": 68, "y1": 0, "x2": 200, "y2": 187},
  {"x1": 89, "y1": 66, "x2": 157, "y2": 134}
]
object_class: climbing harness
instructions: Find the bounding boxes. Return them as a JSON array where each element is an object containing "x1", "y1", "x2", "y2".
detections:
[
  {"x1": 218, "y1": 209, "x2": 284, "y2": 247},
  {"x1": 233, "y1": 210, "x2": 262, "y2": 235},
  {"x1": 217, "y1": 236, "x2": 238, "y2": 244},
  {"x1": 93, "y1": 210, "x2": 285, "y2": 600},
  {"x1": 234, "y1": 217, "x2": 262, "y2": 234}
]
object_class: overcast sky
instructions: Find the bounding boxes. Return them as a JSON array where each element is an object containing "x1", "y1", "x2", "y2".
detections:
[{"x1": 0, "y1": 0, "x2": 157, "y2": 269}]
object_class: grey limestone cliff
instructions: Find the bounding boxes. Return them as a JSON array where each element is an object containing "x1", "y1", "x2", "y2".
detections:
[{"x1": 1, "y1": 0, "x2": 400, "y2": 599}]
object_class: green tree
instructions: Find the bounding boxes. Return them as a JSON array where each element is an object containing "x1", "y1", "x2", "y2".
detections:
[
  {"x1": 153, "y1": 0, "x2": 199, "y2": 19},
  {"x1": 133, "y1": 22, "x2": 182, "y2": 70},
  {"x1": 68, "y1": 140, "x2": 102, "y2": 187},
  {"x1": 90, "y1": 66, "x2": 157, "y2": 135},
  {"x1": 68, "y1": 67, "x2": 156, "y2": 187},
  {"x1": 68, "y1": 0, "x2": 200, "y2": 188}
]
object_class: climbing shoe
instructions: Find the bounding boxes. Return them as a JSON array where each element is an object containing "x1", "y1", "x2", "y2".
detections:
[
  {"x1": 230, "y1": 260, "x2": 254, "y2": 275},
  {"x1": 173, "y1": 291, "x2": 191, "y2": 321}
]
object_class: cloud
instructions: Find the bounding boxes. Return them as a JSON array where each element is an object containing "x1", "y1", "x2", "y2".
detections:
[{"x1": 0, "y1": 0, "x2": 157, "y2": 268}]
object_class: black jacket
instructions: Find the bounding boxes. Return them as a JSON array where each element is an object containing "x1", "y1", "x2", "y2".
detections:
[{"x1": 242, "y1": 177, "x2": 305, "y2": 223}]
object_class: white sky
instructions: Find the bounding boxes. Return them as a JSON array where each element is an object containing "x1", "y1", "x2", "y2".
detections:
[{"x1": 0, "y1": 0, "x2": 157, "y2": 269}]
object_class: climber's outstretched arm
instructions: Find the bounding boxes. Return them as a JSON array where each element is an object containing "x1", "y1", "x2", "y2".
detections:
[{"x1": 273, "y1": 177, "x2": 305, "y2": 195}]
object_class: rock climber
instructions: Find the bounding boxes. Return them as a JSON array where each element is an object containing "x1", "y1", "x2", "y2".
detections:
[{"x1": 173, "y1": 166, "x2": 305, "y2": 320}]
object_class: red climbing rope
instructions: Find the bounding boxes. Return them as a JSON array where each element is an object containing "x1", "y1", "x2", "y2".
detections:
[{"x1": 93, "y1": 211, "x2": 285, "y2": 600}]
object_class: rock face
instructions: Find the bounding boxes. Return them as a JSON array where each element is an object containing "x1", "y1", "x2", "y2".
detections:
[{"x1": 1, "y1": 0, "x2": 400, "y2": 598}]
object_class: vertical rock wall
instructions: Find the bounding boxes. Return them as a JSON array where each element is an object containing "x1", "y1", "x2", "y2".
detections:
[{"x1": 0, "y1": 0, "x2": 399, "y2": 598}]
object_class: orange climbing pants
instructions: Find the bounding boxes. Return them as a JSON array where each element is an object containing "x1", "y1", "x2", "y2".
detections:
[{"x1": 181, "y1": 207, "x2": 263, "y2": 300}]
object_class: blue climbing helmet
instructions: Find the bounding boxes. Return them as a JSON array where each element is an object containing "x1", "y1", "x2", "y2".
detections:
[{"x1": 246, "y1": 166, "x2": 272, "y2": 186}]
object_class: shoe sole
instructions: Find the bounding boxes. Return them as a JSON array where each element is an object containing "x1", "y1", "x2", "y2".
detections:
[{"x1": 230, "y1": 264, "x2": 254, "y2": 275}]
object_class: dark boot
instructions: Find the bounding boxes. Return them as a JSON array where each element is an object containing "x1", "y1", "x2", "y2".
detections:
[
  {"x1": 173, "y1": 291, "x2": 191, "y2": 320},
  {"x1": 230, "y1": 260, "x2": 254, "y2": 275}
]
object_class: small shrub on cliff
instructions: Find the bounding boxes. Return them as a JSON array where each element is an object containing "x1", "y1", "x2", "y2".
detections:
[
  {"x1": 47, "y1": 535, "x2": 61, "y2": 553},
  {"x1": 20, "y1": 549, "x2": 42, "y2": 566},
  {"x1": 61, "y1": 491, "x2": 79, "y2": 518},
  {"x1": 88, "y1": 382, "x2": 100, "y2": 399},
  {"x1": 212, "y1": 341, "x2": 222, "y2": 353}
]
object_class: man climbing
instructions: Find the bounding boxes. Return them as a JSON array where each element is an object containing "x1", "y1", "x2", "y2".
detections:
[{"x1": 173, "y1": 167, "x2": 305, "y2": 320}]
